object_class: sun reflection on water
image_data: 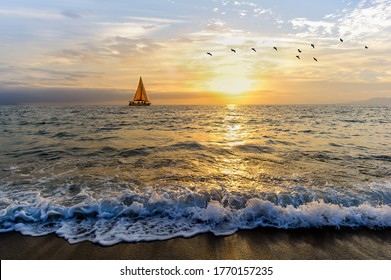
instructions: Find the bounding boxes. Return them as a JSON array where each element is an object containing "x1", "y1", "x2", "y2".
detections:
[
  {"x1": 220, "y1": 104, "x2": 248, "y2": 184},
  {"x1": 224, "y1": 104, "x2": 246, "y2": 147}
]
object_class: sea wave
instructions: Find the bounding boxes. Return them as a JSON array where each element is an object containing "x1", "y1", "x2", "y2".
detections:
[
  {"x1": 1, "y1": 105, "x2": 391, "y2": 246},
  {"x1": 1, "y1": 185, "x2": 391, "y2": 246}
]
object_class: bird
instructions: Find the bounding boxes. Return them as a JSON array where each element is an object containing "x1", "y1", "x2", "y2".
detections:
[
  {"x1": 365, "y1": 46, "x2": 368, "y2": 49},
  {"x1": 311, "y1": 44, "x2": 315, "y2": 48},
  {"x1": 251, "y1": 48, "x2": 256, "y2": 52},
  {"x1": 313, "y1": 57, "x2": 318, "y2": 62},
  {"x1": 298, "y1": 49, "x2": 302, "y2": 53},
  {"x1": 273, "y1": 47, "x2": 278, "y2": 51},
  {"x1": 231, "y1": 49, "x2": 236, "y2": 53},
  {"x1": 340, "y1": 38, "x2": 343, "y2": 42},
  {"x1": 296, "y1": 55, "x2": 300, "y2": 59},
  {"x1": 206, "y1": 52, "x2": 212, "y2": 56}
]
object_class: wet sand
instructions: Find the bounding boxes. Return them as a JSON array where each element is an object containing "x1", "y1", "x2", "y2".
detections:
[{"x1": 1, "y1": 228, "x2": 391, "y2": 260}]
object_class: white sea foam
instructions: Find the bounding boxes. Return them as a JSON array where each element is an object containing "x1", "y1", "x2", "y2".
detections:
[{"x1": 1, "y1": 188, "x2": 391, "y2": 245}]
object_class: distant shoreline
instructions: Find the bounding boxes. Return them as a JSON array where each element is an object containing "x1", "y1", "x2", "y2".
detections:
[{"x1": 2, "y1": 227, "x2": 391, "y2": 260}]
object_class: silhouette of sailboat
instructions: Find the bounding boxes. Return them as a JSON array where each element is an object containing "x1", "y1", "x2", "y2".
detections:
[{"x1": 129, "y1": 77, "x2": 151, "y2": 106}]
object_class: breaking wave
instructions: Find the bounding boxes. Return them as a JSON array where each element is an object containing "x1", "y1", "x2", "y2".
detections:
[{"x1": 1, "y1": 183, "x2": 391, "y2": 246}]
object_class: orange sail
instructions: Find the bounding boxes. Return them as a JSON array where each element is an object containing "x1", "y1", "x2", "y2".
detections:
[{"x1": 129, "y1": 77, "x2": 151, "y2": 106}]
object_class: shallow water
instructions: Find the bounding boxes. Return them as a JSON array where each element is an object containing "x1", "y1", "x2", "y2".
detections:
[{"x1": 0, "y1": 105, "x2": 390, "y2": 245}]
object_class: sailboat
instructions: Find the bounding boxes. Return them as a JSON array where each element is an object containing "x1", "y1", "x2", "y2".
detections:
[{"x1": 129, "y1": 76, "x2": 151, "y2": 106}]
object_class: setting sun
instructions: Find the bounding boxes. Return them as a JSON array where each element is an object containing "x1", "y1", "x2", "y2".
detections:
[{"x1": 207, "y1": 74, "x2": 254, "y2": 95}]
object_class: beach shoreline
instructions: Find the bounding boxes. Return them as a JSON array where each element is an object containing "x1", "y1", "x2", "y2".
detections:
[{"x1": 1, "y1": 227, "x2": 391, "y2": 260}]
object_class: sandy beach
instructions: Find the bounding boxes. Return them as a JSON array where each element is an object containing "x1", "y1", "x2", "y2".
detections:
[{"x1": 1, "y1": 228, "x2": 391, "y2": 260}]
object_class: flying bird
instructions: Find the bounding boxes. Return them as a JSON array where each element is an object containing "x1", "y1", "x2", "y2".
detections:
[
  {"x1": 298, "y1": 49, "x2": 302, "y2": 53},
  {"x1": 231, "y1": 49, "x2": 236, "y2": 53},
  {"x1": 296, "y1": 55, "x2": 300, "y2": 59},
  {"x1": 251, "y1": 48, "x2": 256, "y2": 52},
  {"x1": 365, "y1": 46, "x2": 368, "y2": 49},
  {"x1": 313, "y1": 57, "x2": 318, "y2": 62},
  {"x1": 340, "y1": 38, "x2": 344, "y2": 42},
  {"x1": 273, "y1": 47, "x2": 278, "y2": 51},
  {"x1": 206, "y1": 52, "x2": 212, "y2": 56},
  {"x1": 311, "y1": 44, "x2": 315, "y2": 48}
]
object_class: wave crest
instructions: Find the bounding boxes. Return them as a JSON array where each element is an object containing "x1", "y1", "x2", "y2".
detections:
[{"x1": 1, "y1": 189, "x2": 391, "y2": 245}]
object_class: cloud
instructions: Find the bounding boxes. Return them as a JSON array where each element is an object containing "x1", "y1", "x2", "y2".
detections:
[
  {"x1": 61, "y1": 9, "x2": 83, "y2": 19},
  {"x1": 0, "y1": 63, "x2": 104, "y2": 88},
  {"x1": 95, "y1": 16, "x2": 183, "y2": 39},
  {"x1": 212, "y1": 0, "x2": 272, "y2": 18},
  {"x1": 126, "y1": 16, "x2": 185, "y2": 24},
  {"x1": 233, "y1": 1, "x2": 257, "y2": 8},
  {"x1": 96, "y1": 22, "x2": 159, "y2": 38},
  {"x1": 290, "y1": 18, "x2": 335, "y2": 36},
  {"x1": 205, "y1": 19, "x2": 231, "y2": 32},
  {"x1": 253, "y1": 8, "x2": 272, "y2": 17},
  {"x1": 142, "y1": 25, "x2": 157, "y2": 30},
  {"x1": 0, "y1": 7, "x2": 89, "y2": 20},
  {"x1": 0, "y1": 7, "x2": 61, "y2": 19},
  {"x1": 57, "y1": 49, "x2": 85, "y2": 59},
  {"x1": 103, "y1": 36, "x2": 164, "y2": 57},
  {"x1": 0, "y1": 87, "x2": 128, "y2": 105},
  {"x1": 337, "y1": 0, "x2": 391, "y2": 40},
  {"x1": 288, "y1": 0, "x2": 391, "y2": 43}
]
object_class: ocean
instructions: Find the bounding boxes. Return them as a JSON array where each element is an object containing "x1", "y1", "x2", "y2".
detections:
[{"x1": 0, "y1": 104, "x2": 390, "y2": 246}]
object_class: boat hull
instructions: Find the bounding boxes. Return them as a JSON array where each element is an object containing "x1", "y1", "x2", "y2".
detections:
[{"x1": 129, "y1": 101, "x2": 151, "y2": 106}]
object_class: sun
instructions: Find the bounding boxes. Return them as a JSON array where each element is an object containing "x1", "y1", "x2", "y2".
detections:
[{"x1": 207, "y1": 74, "x2": 254, "y2": 95}]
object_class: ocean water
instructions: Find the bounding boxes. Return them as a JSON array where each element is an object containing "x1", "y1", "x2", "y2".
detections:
[{"x1": 0, "y1": 104, "x2": 390, "y2": 245}]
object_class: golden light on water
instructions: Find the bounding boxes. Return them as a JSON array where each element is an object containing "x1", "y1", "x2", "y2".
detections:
[
  {"x1": 220, "y1": 104, "x2": 249, "y2": 185},
  {"x1": 225, "y1": 123, "x2": 244, "y2": 147},
  {"x1": 224, "y1": 104, "x2": 246, "y2": 147},
  {"x1": 227, "y1": 104, "x2": 237, "y2": 110}
]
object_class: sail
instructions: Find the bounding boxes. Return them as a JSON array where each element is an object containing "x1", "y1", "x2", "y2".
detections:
[{"x1": 133, "y1": 77, "x2": 149, "y2": 102}]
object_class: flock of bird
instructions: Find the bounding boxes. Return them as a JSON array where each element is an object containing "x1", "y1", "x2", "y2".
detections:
[{"x1": 206, "y1": 38, "x2": 369, "y2": 62}]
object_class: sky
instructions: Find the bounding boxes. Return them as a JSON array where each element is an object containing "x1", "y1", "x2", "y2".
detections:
[{"x1": 1, "y1": 0, "x2": 391, "y2": 105}]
